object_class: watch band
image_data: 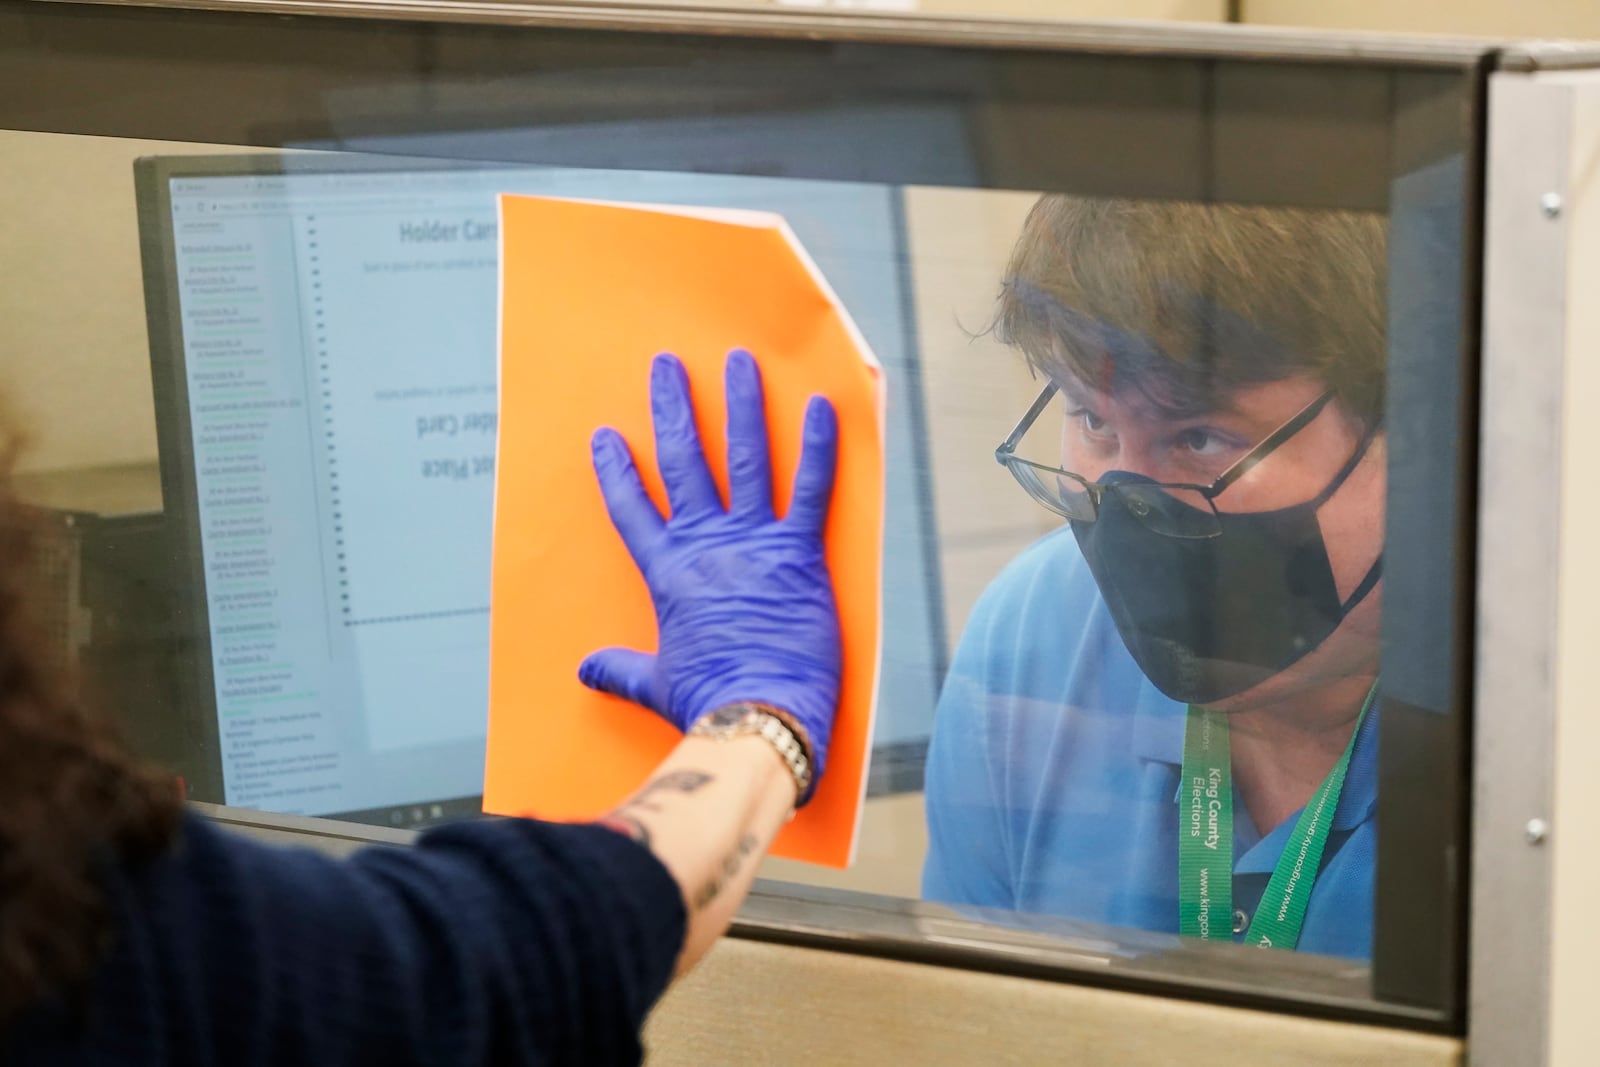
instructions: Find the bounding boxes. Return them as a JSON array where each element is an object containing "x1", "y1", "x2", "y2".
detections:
[{"x1": 688, "y1": 702, "x2": 813, "y2": 804}]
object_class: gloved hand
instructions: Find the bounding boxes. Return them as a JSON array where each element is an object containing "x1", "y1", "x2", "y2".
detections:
[{"x1": 579, "y1": 350, "x2": 842, "y2": 804}]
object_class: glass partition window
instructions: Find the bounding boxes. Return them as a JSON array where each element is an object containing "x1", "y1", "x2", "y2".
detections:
[{"x1": 0, "y1": 2, "x2": 1479, "y2": 1026}]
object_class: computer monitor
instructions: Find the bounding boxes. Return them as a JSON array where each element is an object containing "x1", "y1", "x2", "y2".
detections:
[{"x1": 134, "y1": 153, "x2": 947, "y2": 827}]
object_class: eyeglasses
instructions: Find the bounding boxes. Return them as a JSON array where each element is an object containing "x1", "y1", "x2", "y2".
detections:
[{"x1": 994, "y1": 385, "x2": 1335, "y2": 539}]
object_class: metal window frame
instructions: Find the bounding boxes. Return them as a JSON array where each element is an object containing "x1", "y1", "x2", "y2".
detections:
[
  {"x1": 1468, "y1": 66, "x2": 1600, "y2": 1067},
  {"x1": 12, "y1": 0, "x2": 1593, "y2": 1043},
  {"x1": 14, "y1": 0, "x2": 1523, "y2": 65}
]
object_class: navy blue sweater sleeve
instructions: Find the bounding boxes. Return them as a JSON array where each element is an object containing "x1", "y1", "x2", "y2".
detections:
[{"x1": 8, "y1": 812, "x2": 687, "y2": 1067}]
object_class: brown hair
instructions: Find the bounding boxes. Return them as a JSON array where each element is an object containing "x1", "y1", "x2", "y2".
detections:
[
  {"x1": 994, "y1": 196, "x2": 1388, "y2": 425},
  {"x1": 0, "y1": 421, "x2": 183, "y2": 1024}
]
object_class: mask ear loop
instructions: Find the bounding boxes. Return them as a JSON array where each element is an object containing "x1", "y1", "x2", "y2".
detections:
[
  {"x1": 1308, "y1": 419, "x2": 1381, "y2": 510},
  {"x1": 1313, "y1": 419, "x2": 1384, "y2": 615},
  {"x1": 1340, "y1": 555, "x2": 1383, "y2": 614}
]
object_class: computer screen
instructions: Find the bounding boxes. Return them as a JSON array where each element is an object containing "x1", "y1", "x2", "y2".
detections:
[{"x1": 135, "y1": 155, "x2": 946, "y2": 826}]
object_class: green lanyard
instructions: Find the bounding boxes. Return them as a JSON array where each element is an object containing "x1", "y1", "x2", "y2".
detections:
[{"x1": 1177, "y1": 684, "x2": 1376, "y2": 950}]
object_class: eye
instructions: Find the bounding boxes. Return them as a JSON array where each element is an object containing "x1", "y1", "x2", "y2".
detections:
[
  {"x1": 1070, "y1": 408, "x2": 1111, "y2": 437},
  {"x1": 1174, "y1": 427, "x2": 1231, "y2": 457}
]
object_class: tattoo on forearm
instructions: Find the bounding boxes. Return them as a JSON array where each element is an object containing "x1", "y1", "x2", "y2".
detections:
[
  {"x1": 596, "y1": 770, "x2": 715, "y2": 849},
  {"x1": 692, "y1": 833, "x2": 760, "y2": 912},
  {"x1": 595, "y1": 813, "x2": 652, "y2": 849},
  {"x1": 624, "y1": 770, "x2": 715, "y2": 812}
]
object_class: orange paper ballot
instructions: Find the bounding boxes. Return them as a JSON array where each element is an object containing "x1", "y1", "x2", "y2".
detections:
[{"x1": 483, "y1": 195, "x2": 885, "y2": 867}]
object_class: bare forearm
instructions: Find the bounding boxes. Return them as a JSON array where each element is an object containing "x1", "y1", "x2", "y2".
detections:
[{"x1": 597, "y1": 735, "x2": 797, "y2": 976}]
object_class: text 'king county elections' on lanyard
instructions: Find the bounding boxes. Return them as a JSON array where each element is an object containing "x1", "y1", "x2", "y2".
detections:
[{"x1": 1178, "y1": 683, "x2": 1376, "y2": 949}]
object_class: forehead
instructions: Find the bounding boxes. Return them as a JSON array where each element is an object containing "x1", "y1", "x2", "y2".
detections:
[
  {"x1": 1037, "y1": 333, "x2": 1231, "y2": 422},
  {"x1": 1048, "y1": 362, "x2": 1229, "y2": 422},
  {"x1": 1050, "y1": 362, "x2": 1327, "y2": 430}
]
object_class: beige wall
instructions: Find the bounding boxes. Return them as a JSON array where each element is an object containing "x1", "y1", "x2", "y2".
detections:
[
  {"x1": 767, "y1": 0, "x2": 1226, "y2": 17},
  {"x1": 904, "y1": 0, "x2": 1224, "y2": 16},
  {"x1": 680, "y1": 0, "x2": 1600, "y2": 37},
  {"x1": 786, "y1": 0, "x2": 1600, "y2": 38},
  {"x1": 1243, "y1": 0, "x2": 1600, "y2": 38},
  {"x1": 0, "y1": 130, "x2": 158, "y2": 472},
  {"x1": 0, "y1": 132, "x2": 260, "y2": 474},
  {"x1": 902, "y1": 186, "x2": 1058, "y2": 646}
]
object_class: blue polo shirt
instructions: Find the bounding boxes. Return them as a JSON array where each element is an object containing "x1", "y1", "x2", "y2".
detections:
[{"x1": 921, "y1": 527, "x2": 1378, "y2": 960}]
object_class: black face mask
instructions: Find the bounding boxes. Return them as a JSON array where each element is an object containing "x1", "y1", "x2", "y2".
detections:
[{"x1": 1070, "y1": 435, "x2": 1382, "y2": 706}]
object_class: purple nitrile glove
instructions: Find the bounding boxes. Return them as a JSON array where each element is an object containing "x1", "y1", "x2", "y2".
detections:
[{"x1": 578, "y1": 349, "x2": 842, "y2": 804}]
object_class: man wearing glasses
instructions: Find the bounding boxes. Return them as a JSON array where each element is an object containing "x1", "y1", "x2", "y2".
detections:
[{"x1": 920, "y1": 196, "x2": 1386, "y2": 959}]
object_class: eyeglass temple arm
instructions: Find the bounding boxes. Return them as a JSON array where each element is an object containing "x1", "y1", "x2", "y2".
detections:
[
  {"x1": 995, "y1": 382, "x2": 1060, "y2": 460},
  {"x1": 1207, "y1": 390, "x2": 1335, "y2": 496}
]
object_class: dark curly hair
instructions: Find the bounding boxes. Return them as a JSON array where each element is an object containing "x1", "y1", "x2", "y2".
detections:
[{"x1": 0, "y1": 420, "x2": 183, "y2": 1025}]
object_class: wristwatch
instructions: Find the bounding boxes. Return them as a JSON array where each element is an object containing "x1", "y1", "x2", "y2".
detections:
[{"x1": 689, "y1": 702, "x2": 814, "y2": 804}]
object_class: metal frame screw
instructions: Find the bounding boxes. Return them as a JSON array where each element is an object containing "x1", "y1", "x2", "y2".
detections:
[
  {"x1": 1525, "y1": 818, "x2": 1549, "y2": 845},
  {"x1": 1541, "y1": 192, "x2": 1564, "y2": 218}
]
